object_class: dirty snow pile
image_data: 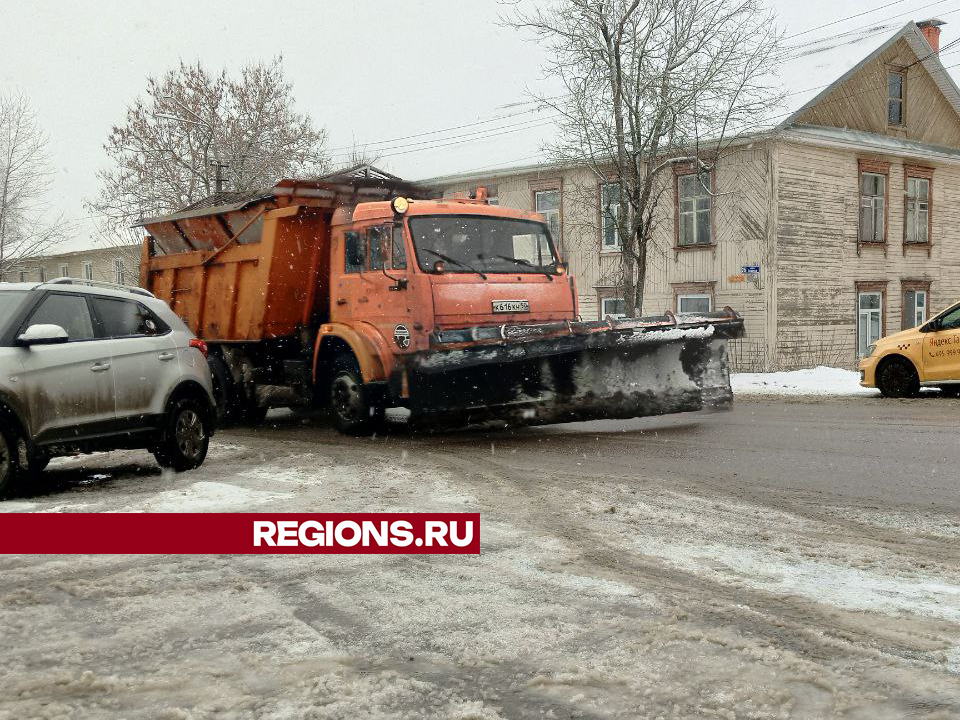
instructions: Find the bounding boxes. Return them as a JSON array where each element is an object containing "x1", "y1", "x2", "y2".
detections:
[{"x1": 731, "y1": 365, "x2": 879, "y2": 396}]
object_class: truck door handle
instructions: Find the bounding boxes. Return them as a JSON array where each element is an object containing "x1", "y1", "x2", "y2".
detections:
[
  {"x1": 90, "y1": 361, "x2": 111, "y2": 373},
  {"x1": 158, "y1": 352, "x2": 176, "y2": 361},
  {"x1": 336, "y1": 298, "x2": 348, "y2": 305}
]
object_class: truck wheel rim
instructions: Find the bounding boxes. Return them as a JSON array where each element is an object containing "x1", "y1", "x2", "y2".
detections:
[
  {"x1": 332, "y1": 373, "x2": 363, "y2": 423},
  {"x1": 175, "y1": 410, "x2": 204, "y2": 459},
  {"x1": 0, "y1": 434, "x2": 9, "y2": 483}
]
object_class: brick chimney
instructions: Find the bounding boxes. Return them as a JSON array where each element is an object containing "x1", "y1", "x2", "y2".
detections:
[{"x1": 918, "y1": 18, "x2": 945, "y2": 52}]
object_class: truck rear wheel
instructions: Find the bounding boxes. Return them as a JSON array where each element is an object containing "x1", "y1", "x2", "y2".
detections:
[{"x1": 329, "y1": 354, "x2": 385, "y2": 435}]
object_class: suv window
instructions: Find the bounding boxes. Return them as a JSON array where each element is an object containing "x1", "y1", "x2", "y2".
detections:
[
  {"x1": 25, "y1": 293, "x2": 96, "y2": 341},
  {"x1": 91, "y1": 297, "x2": 168, "y2": 338}
]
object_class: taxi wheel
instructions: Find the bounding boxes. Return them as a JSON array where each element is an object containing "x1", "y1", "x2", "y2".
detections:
[{"x1": 876, "y1": 357, "x2": 920, "y2": 398}]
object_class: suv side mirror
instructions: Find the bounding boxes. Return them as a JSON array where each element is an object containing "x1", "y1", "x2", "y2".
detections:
[{"x1": 17, "y1": 324, "x2": 69, "y2": 346}]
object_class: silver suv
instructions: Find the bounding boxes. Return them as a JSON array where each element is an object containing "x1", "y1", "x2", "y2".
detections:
[{"x1": 0, "y1": 279, "x2": 216, "y2": 497}]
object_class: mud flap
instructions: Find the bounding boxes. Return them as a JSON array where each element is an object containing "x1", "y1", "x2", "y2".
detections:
[{"x1": 404, "y1": 332, "x2": 732, "y2": 431}]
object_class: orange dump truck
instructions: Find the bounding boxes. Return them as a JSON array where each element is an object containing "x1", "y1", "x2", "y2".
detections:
[{"x1": 138, "y1": 173, "x2": 744, "y2": 434}]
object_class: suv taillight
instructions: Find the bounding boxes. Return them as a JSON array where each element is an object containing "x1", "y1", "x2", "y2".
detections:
[{"x1": 190, "y1": 339, "x2": 209, "y2": 358}]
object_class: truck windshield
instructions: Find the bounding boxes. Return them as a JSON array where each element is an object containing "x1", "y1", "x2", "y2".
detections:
[{"x1": 409, "y1": 215, "x2": 558, "y2": 275}]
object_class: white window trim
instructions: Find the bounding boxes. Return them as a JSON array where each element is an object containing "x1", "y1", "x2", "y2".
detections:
[
  {"x1": 857, "y1": 291, "x2": 883, "y2": 357},
  {"x1": 114, "y1": 257, "x2": 125, "y2": 285},
  {"x1": 59, "y1": 264, "x2": 69, "y2": 278},
  {"x1": 601, "y1": 183, "x2": 622, "y2": 251},
  {"x1": 535, "y1": 189, "x2": 561, "y2": 240},
  {"x1": 601, "y1": 297, "x2": 626, "y2": 319},
  {"x1": 82, "y1": 261, "x2": 93, "y2": 281},
  {"x1": 677, "y1": 294, "x2": 712, "y2": 314}
]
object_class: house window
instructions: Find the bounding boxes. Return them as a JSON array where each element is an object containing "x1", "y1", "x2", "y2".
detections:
[
  {"x1": 903, "y1": 288, "x2": 928, "y2": 330},
  {"x1": 601, "y1": 297, "x2": 626, "y2": 319},
  {"x1": 114, "y1": 258, "x2": 125, "y2": 284},
  {"x1": 18, "y1": 268, "x2": 28, "y2": 282},
  {"x1": 535, "y1": 190, "x2": 561, "y2": 241},
  {"x1": 677, "y1": 172, "x2": 712, "y2": 246},
  {"x1": 858, "y1": 291, "x2": 883, "y2": 356},
  {"x1": 905, "y1": 176, "x2": 930, "y2": 243},
  {"x1": 38, "y1": 267, "x2": 46, "y2": 282},
  {"x1": 859, "y1": 172, "x2": 886, "y2": 243},
  {"x1": 600, "y1": 183, "x2": 621, "y2": 250},
  {"x1": 82, "y1": 261, "x2": 93, "y2": 280},
  {"x1": 678, "y1": 294, "x2": 711, "y2": 314},
  {"x1": 888, "y1": 71, "x2": 904, "y2": 126},
  {"x1": 59, "y1": 263, "x2": 69, "y2": 277}
]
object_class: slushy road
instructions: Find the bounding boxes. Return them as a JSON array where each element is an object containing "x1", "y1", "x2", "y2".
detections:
[{"x1": 1, "y1": 396, "x2": 959, "y2": 719}]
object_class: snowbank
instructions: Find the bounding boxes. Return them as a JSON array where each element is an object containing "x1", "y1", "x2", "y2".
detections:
[{"x1": 731, "y1": 366, "x2": 880, "y2": 397}]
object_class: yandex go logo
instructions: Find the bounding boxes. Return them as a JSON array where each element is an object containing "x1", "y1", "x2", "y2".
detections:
[
  {"x1": 253, "y1": 518, "x2": 475, "y2": 550},
  {"x1": 0, "y1": 513, "x2": 480, "y2": 555}
]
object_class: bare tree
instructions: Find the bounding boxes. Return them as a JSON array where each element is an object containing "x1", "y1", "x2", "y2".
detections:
[
  {"x1": 511, "y1": 0, "x2": 783, "y2": 315},
  {"x1": 89, "y1": 57, "x2": 330, "y2": 257},
  {"x1": 0, "y1": 93, "x2": 67, "y2": 276}
]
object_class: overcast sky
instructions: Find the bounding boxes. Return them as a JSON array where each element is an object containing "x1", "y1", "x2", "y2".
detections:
[{"x1": 1, "y1": 0, "x2": 956, "y2": 250}]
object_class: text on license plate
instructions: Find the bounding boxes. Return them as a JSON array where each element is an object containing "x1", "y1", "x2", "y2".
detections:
[{"x1": 492, "y1": 300, "x2": 530, "y2": 313}]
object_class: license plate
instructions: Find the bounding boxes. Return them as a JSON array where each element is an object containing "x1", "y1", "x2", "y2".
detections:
[{"x1": 492, "y1": 300, "x2": 530, "y2": 313}]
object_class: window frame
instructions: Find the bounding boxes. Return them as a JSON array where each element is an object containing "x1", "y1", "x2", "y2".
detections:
[
  {"x1": 343, "y1": 230, "x2": 364, "y2": 273},
  {"x1": 600, "y1": 296, "x2": 626, "y2": 319},
  {"x1": 59, "y1": 263, "x2": 69, "y2": 278},
  {"x1": 888, "y1": 70, "x2": 905, "y2": 127},
  {"x1": 82, "y1": 261, "x2": 93, "y2": 281},
  {"x1": 113, "y1": 257, "x2": 125, "y2": 285},
  {"x1": 855, "y1": 281, "x2": 887, "y2": 358},
  {"x1": 902, "y1": 280, "x2": 932, "y2": 331},
  {"x1": 672, "y1": 282, "x2": 715, "y2": 314},
  {"x1": 599, "y1": 181, "x2": 622, "y2": 252},
  {"x1": 20, "y1": 291, "x2": 98, "y2": 343},
  {"x1": 535, "y1": 189, "x2": 562, "y2": 248},
  {"x1": 903, "y1": 165, "x2": 933, "y2": 247},
  {"x1": 677, "y1": 294, "x2": 712, "y2": 314},
  {"x1": 89, "y1": 296, "x2": 171, "y2": 340},
  {"x1": 857, "y1": 160, "x2": 890, "y2": 246},
  {"x1": 675, "y1": 170, "x2": 714, "y2": 248}
]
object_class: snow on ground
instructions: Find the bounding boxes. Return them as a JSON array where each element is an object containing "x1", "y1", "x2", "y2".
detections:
[
  {"x1": 732, "y1": 365, "x2": 880, "y2": 396},
  {"x1": 2, "y1": 415, "x2": 960, "y2": 718}
]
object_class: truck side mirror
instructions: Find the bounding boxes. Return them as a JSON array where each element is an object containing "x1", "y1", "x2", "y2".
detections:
[{"x1": 17, "y1": 324, "x2": 69, "y2": 346}]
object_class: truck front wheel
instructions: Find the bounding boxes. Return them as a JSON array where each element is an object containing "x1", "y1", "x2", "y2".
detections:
[{"x1": 329, "y1": 354, "x2": 385, "y2": 435}]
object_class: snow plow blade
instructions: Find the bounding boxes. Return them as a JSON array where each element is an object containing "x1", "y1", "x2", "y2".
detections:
[{"x1": 399, "y1": 309, "x2": 744, "y2": 431}]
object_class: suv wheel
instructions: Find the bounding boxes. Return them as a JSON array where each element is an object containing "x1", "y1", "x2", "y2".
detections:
[
  {"x1": 154, "y1": 397, "x2": 210, "y2": 471},
  {"x1": 877, "y1": 357, "x2": 920, "y2": 398},
  {"x1": 329, "y1": 354, "x2": 385, "y2": 435},
  {"x1": 0, "y1": 426, "x2": 22, "y2": 498}
]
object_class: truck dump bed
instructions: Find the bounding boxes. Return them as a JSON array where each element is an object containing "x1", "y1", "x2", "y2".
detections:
[{"x1": 138, "y1": 174, "x2": 427, "y2": 342}]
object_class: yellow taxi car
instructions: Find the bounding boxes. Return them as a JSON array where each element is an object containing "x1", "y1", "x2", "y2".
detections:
[{"x1": 860, "y1": 300, "x2": 960, "y2": 397}]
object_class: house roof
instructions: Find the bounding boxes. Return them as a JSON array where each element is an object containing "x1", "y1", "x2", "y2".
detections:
[{"x1": 778, "y1": 20, "x2": 960, "y2": 129}]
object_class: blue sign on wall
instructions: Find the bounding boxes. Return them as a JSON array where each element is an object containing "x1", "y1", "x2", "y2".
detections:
[{"x1": 741, "y1": 265, "x2": 761, "y2": 274}]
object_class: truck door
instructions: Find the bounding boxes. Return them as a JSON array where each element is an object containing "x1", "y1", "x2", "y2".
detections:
[
  {"x1": 922, "y1": 304, "x2": 960, "y2": 381},
  {"x1": 333, "y1": 224, "x2": 417, "y2": 350}
]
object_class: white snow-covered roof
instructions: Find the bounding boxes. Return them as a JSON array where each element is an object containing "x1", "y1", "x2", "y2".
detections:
[
  {"x1": 780, "y1": 124, "x2": 960, "y2": 164},
  {"x1": 779, "y1": 20, "x2": 960, "y2": 130}
]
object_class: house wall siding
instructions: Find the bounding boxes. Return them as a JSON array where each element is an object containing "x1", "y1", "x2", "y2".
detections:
[
  {"x1": 774, "y1": 140, "x2": 960, "y2": 369},
  {"x1": 793, "y1": 38, "x2": 960, "y2": 146}
]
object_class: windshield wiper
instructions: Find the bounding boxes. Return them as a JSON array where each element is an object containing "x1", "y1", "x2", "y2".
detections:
[
  {"x1": 491, "y1": 255, "x2": 554, "y2": 281},
  {"x1": 420, "y1": 248, "x2": 487, "y2": 279}
]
